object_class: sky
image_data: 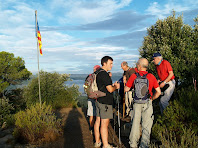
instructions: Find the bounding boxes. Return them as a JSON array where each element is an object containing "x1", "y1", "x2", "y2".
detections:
[{"x1": 0, "y1": 0, "x2": 198, "y2": 74}]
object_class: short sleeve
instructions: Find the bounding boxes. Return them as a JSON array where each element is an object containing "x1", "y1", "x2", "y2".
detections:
[
  {"x1": 166, "y1": 61, "x2": 173, "y2": 72},
  {"x1": 151, "y1": 74, "x2": 159, "y2": 88},
  {"x1": 98, "y1": 71, "x2": 112, "y2": 87}
]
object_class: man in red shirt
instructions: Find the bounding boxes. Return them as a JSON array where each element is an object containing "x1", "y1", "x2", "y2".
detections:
[
  {"x1": 152, "y1": 52, "x2": 175, "y2": 114},
  {"x1": 124, "y1": 58, "x2": 161, "y2": 148}
]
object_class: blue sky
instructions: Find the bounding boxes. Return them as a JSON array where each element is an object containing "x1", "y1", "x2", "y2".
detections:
[{"x1": 1, "y1": 0, "x2": 198, "y2": 74}]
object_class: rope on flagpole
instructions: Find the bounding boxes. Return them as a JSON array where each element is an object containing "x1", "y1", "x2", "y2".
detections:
[{"x1": 35, "y1": 10, "x2": 42, "y2": 108}]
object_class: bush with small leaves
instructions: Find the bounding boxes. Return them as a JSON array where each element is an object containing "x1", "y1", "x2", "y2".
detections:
[
  {"x1": 157, "y1": 128, "x2": 198, "y2": 148},
  {"x1": 152, "y1": 97, "x2": 198, "y2": 146},
  {"x1": 177, "y1": 86, "x2": 198, "y2": 129},
  {"x1": 0, "y1": 97, "x2": 14, "y2": 127},
  {"x1": 152, "y1": 100, "x2": 191, "y2": 142},
  {"x1": 13, "y1": 102, "x2": 62, "y2": 144},
  {"x1": 23, "y1": 71, "x2": 80, "y2": 109}
]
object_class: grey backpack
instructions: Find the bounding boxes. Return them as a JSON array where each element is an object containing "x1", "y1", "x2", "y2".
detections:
[{"x1": 134, "y1": 73, "x2": 149, "y2": 104}]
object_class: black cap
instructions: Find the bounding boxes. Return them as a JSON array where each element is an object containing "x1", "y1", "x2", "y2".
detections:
[{"x1": 152, "y1": 52, "x2": 161, "y2": 58}]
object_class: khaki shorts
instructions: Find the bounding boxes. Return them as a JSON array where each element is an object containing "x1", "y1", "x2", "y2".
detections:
[{"x1": 96, "y1": 101, "x2": 113, "y2": 119}]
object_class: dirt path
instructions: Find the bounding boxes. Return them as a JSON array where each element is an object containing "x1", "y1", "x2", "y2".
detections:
[{"x1": 44, "y1": 107, "x2": 125, "y2": 148}]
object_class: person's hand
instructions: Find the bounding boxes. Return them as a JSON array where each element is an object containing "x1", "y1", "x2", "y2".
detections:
[
  {"x1": 157, "y1": 79, "x2": 161, "y2": 83},
  {"x1": 114, "y1": 81, "x2": 120, "y2": 89},
  {"x1": 159, "y1": 82, "x2": 165, "y2": 88}
]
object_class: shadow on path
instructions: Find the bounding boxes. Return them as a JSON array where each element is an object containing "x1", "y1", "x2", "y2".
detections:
[{"x1": 63, "y1": 108, "x2": 84, "y2": 148}]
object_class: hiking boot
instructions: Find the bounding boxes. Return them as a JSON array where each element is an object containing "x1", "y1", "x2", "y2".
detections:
[{"x1": 94, "y1": 141, "x2": 102, "y2": 147}]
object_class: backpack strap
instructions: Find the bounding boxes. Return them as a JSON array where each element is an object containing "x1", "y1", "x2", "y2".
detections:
[
  {"x1": 135, "y1": 72, "x2": 148, "y2": 78},
  {"x1": 135, "y1": 72, "x2": 140, "y2": 77},
  {"x1": 94, "y1": 69, "x2": 106, "y2": 91},
  {"x1": 94, "y1": 68, "x2": 105, "y2": 75}
]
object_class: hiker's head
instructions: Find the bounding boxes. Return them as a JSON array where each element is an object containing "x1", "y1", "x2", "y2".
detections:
[
  {"x1": 152, "y1": 52, "x2": 163, "y2": 65},
  {"x1": 121, "y1": 61, "x2": 129, "y2": 71},
  {"x1": 93, "y1": 65, "x2": 100, "y2": 72},
  {"x1": 136, "y1": 58, "x2": 148, "y2": 71},
  {"x1": 101, "y1": 56, "x2": 113, "y2": 71}
]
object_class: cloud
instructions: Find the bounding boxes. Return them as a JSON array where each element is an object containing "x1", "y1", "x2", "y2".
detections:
[
  {"x1": 0, "y1": 2, "x2": 34, "y2": 27},
  {"x1": 51, "y1": 0, "x2": 133, "y2": 24},
  {"x1": 146, "y1": 1, "x2": 197, "y2": 20},
  {"x1": 92, "y1": 30, "x2": 147, "y2": 49},
  {"x1": 1, "y1": 0, "x2": 197, "y2": 74},
  {"x1": 180, "y1": 9, "x2": 198, "y2": 26},
  {"x1": 42, "y1": 10, "x2": 153, "y2": 31},
  {"x1": 76, "y1": 10, "x2": 152, "y2": 30}
]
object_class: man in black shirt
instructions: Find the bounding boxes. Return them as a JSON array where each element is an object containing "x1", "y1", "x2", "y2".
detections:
[{"x1": 94, "y1": 56, "x2": 120, "y2": 148}]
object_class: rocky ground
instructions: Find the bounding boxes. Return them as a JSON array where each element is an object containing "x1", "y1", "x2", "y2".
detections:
[{"x1": 0, "y1": 126, "x2": 15, "y2": 148}]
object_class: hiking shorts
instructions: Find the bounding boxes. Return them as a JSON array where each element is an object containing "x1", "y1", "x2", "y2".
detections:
[
  {"x1": 95, "y1": 101, "x2": 113, "y2": 119},
  {"x1": 87, "y1": 99, "x2": 96, "y2": 116}
]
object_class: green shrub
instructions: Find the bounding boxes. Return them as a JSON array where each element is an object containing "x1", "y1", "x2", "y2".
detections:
[
  {"x1": 52, "y1": 85, "x2": 79, "y2": 108},
  {"x1": 151, "y1": 86, "x2": 198, "y2": 147},
  {"x1": 177, "y1": 86, "x2": 198, "y2": 128},
  {"x1": 156, "y1": 128, "x2": 198, "y2": 148},
  {"x1": 0, "y1": 97, "x2": 14, "y2": 126},
  {"x1": 13, "y1": 102, "x2": 62, "y2": 144},
  {"x1": 5, "y1": 88, "x2": 27, "y2": 112},
  {"x1": 23, "y1": 71, "x2": 80, "y2": 109},
  {"x1": 152, "y1": 100, "x2": 195, "y2": 142}
]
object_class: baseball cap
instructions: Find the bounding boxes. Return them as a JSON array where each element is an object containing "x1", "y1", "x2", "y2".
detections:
[
  {"x1": 152, "y1": 52, "x2": 161, "y2": 58},
  {"x1": 94, "y1": 65, "x2": 100, "y2": 70}
]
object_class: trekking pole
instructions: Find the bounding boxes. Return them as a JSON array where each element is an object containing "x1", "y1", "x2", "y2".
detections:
[
  {"x1": 115, "y1": 90, "x2": 121, "y2": 145},
  {"x1": 113, "y1": 103, "x2": 115, "y2": 143}
]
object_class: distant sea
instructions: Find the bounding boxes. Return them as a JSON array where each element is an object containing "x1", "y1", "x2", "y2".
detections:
[
  {"x1": 67, "y1": 73, "x2": 123, "y2": 95},
  {"x1": 6, "y1": 73, "x2": 123, "y2": 96}
]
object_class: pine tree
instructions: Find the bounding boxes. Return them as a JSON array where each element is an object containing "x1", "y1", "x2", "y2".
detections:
[
  {"x1": 139, "y1": 11, "x2": 198, "y2": 86},
  {"x1": 0, "y1": 51, "x2": 31, "y2": 95}
]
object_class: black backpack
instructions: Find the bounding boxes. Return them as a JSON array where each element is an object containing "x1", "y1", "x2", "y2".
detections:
[{"x1": 134, "y1": 73, "x2": 149, "y2": 104}]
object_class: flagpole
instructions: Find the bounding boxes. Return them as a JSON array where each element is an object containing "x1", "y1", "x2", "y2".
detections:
[{"x1": 35, "y1": 10, "x2": 42, "y2": 108}]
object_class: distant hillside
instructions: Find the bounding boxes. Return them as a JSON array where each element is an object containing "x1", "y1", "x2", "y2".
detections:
[{"x1": 70, "y1": 73, "x2": 123, "y2": 81}]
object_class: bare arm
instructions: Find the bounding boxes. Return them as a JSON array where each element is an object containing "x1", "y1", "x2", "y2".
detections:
[
  {"x1": 106, "y1": 82, "x2": 120, "y2": 93},
  {"x1": 151, "y1": 87, "x2": 161, "y2": 101},
  {"x1": 164, "y1": 71, "x2": 174, "y2": 83},
  {"x1": 124, "y1": 86, "x2": 130, "y2": 92}
]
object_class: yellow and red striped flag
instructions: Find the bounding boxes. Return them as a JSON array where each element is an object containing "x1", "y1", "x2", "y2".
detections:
[{"x1": 36, "y1": 21, "x2": 43, "y2": 55}]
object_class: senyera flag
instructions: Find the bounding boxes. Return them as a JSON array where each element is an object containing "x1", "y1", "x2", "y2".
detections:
[{"x1": 36, "y1": 21, "x2": 43, "y2": 55}]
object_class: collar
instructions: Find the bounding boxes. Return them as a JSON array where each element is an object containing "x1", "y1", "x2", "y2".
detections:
[
  {"x1": 157, "y1": 59, "x2": 163, "y2": 65},
  {"x1": 138, "y1": 71, "x2": 148, "y2": 75}
]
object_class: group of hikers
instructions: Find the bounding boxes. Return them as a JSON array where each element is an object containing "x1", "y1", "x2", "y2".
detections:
[{"x1": 84, "y1": 53, "x2": 175, "y2": 148}]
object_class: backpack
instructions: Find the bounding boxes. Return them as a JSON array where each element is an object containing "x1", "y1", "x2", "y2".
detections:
[
  {"x1": 133, "y1": 73, "x2": 149, "y2": 104},
  {"x1": 83, "y1": 69, "x2": 106, "y2": 99}
]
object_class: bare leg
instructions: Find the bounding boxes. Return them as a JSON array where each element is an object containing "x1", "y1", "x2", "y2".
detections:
[
  {"x1": 89, "y1": 116, "x2": 96, "y2": 128},
  {"x1": 94, "y1": 116, "x2": 101, "y2": 143},
  {"x1": 100, "y1": 118, "x2": 110, "y2": 147}
]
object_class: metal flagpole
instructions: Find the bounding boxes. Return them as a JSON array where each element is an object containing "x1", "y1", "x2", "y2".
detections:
[{"x1": 35, "y1": 10, "x2": 42, "y2": 108}]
